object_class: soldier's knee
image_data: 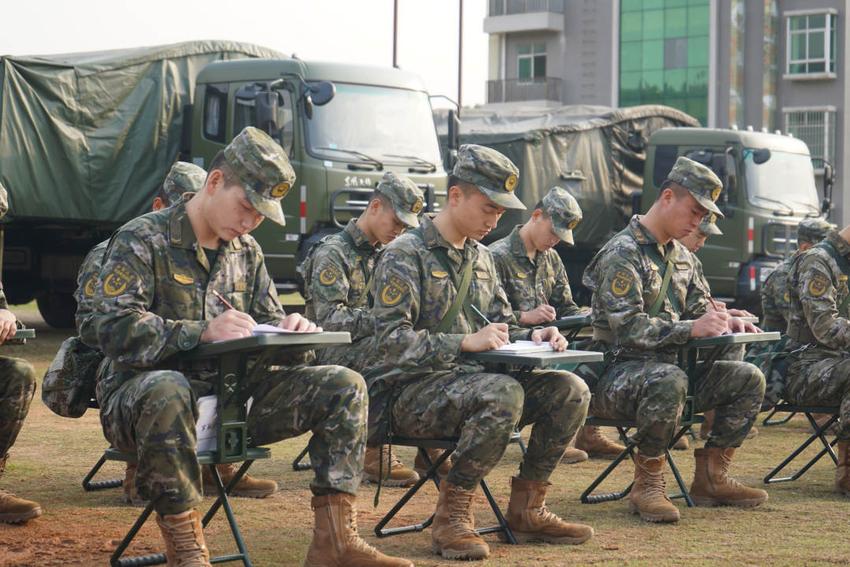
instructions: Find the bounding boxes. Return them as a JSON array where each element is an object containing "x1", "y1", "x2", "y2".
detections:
[
  {"x1": 646, "y1": 364, "x2": 688, "y2": 398},
  {"x1": 139, "y1": 371, "x2": 193, "y2": 408},
  {"x1": 0, "y1": 357, "x2": 36, "y2": 390},
  {"x1": 552, "y1": 371, "x2": 591, "y2": 407},
  {"x1": 320, "y1": 365, "x2": 367, "y2": 396},
  {"x1": 483, "y1": 375, "x2": 525, "y2": 420},
  {"x1": 741, "y1": 362, "x2": 766, "y2": 395}
]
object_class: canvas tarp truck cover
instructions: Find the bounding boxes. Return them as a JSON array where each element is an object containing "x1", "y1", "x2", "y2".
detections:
[
  {"x1": 435, "y1": 104, "x2": 699, "y2": 247},
  {"x1": 0, "y1": 40, "x2": 284, "y2": 223}
]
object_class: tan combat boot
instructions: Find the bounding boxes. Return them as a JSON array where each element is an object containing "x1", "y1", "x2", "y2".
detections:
[
  {"x1": 202, "y1": 463, "x2": 278, "y2": 498},
  {"x1": 431, "y1": 481, "x2": 490, "y2": 560},
  {"x1": 689, "y1": 447, "x2": 768, "y2": 507},
  {"x1": 362, "y1": 446, "x2": 418, "y2": 487},
  {"x1": 0, "y1": 454, "x2": 42, "y2": 524},
  {"x1": 505, "y1": 477, "x2": 594, "y2": 544},
  {"x1": 413, "y1": 447, "x2": 452, "y2": 478},
  {"x1": 672, "y1": 435, "x2": 690, "y2": 450},
  {"x1": 561, "y1": 446, "x2": 589, "y2": 464},
  {"x1": 629, "y1": 453, "x2": 680, "y2": 523},
  {"x1": 303, "y1": 493, "x2": 413, "y2": 567},
  {"x1": 155, "y1": 509, "x2": 211, "y2": 567},
  {"x1": 834, "y1": 441, "x2": 850, "y2": 496},
  {"x1": 574, "y1": 426, "x2": 626, "y2": 459}
]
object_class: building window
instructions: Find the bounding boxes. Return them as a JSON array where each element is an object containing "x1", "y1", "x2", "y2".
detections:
[
  {"x1": 784, "y1": 107, "x2": 836, "y2": 166},
  {"x1": 786, "y1": 12, "x2": 837, "y2": 77},
  {"x1": 619, "y1": 0, "x2": 710, "y2": 125},
  {"x1": 518, "y1": 42, "x2": 546, "y2": 82}
]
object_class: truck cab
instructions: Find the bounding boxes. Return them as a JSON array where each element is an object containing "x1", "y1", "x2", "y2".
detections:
[
  {"x1": 190, "y1": 59, "x2": 447, "y2": 292},
  {"x1": 643, "y1": 128, "x2": 829, "y2": 312}
]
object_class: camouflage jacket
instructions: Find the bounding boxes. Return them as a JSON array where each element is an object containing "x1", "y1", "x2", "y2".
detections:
[
  {"x1": 366, "y1": 215, "x2": 531, "y2": 385},
  {"x1": 787, "y1": 230, "x2": 850, "y2": 351},
  {"x1": 91, "y1": 203, "x2": 286, "y2": 374},
  {"x1": 299, "y1": 218, "x2": 379, "y2": 368},
  {"x1": 75, "y1": 239, "x2": 109, "y2": 348},
  {"x1": 761, "y1": 254, "x2": 795, "y2": 333},
  {"x1": 300, "y1": 218, "x2": 377, "y2": 340},
  {"x1": 490, "y1": 225, "x2": 582, "y2": 321},
  {"x1": 583, "y1": 216, "x2": 708, "y2": 361},
  {"x1": 691, "y1": 253, "x2": 711, "y2": 298}
]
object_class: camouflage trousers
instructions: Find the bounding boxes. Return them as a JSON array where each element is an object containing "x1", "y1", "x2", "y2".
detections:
[
  {"x1": 317, "y1": 336, "x2": 376, "y2": 373},
  {"x1": 390, "y1": 369, "x2": 590, "y2": 490},
  {"x1": 590, "y1": 358, "x2": 765, "y2": 456},
  {"x1": 0, "y1": 356, "x2": 36, "y2": 457},
  {"x1": 746, "y1": 339, "x2": 790, "y2": 411},
  {"x1": 98, "y1": 365, "x2": 367, "y2": 515},
  {"x1": 786, "y1": 351, "x2": 850, "y2": 440}
]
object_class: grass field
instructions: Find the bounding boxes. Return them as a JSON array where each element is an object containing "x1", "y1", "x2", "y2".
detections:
[{"x1": 0, "y1": 302, "x2": 845, "y2": 566}]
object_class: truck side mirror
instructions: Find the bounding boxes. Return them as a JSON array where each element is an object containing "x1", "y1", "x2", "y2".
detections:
[
  {"x1": 447, "y1": 109, "x2": 461, "y2": 152},
  {"x1": 255, "y1": 91, "x2": 280, "y2": 135},
  {"x1": 308, "y1": 81, "x2": 335, "y2": 106},
  {"x1": 752, "y1": 148, "x2": 771, "y2": 164},
  {"x1": 822, "y1": 161, "x2": 834, "y2": 216}
]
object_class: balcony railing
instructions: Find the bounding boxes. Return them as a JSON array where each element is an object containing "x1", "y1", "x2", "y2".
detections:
[
  {"x1": 487, "y1": 77, "x2": 562, "y2": 103},
  {"x1": 489, "y1": 0, "x2": 565, "y2": 17}
]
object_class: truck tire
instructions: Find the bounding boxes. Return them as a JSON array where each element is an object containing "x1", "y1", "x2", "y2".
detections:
[{"x1": 36, "y1": 292, "x2": 77, "y2": 329}]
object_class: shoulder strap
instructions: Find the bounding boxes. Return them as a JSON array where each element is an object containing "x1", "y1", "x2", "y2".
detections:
[
  {"x1": 432, "y1": 247, "x2": 476, "y2": 333},
  {"x1": 642, "y1": 244, "x2": 681, "y2": 316},
  {"x1": 814, "y1": 241, "x2": 850, "y2": 315}
]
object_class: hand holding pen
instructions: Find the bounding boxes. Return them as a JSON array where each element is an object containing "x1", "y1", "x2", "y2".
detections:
[
  {"x1": 461, "y1": 304, "x2": 509, "y2": 352},
  {"x1": 199, "y1": 289, "x2": 257, "y2": 343}
]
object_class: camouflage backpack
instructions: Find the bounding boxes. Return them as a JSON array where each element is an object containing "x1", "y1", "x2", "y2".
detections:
[{"x1": 42, "y1": 336, "x2": 103, "y2": 418}]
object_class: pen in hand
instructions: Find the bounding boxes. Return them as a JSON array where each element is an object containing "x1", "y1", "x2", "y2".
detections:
[
  {"x1": 469, "y1": 304, "x2": 491, "y2": 325},
  {"x1": 212, "y1": 289, "x2": 235, "y2": 311}
]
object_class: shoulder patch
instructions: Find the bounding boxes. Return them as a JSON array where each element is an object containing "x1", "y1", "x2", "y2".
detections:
[
  {"x1": 516, "y1": 271, "x2": 528, "y2": 279},
  {"x1": 611, "y1": 270, "x2": 634, "y2": 297},
  {"x1": 379, "y1": 275, "x2": 409, "y2": 307},
  {"x1": 431, "y1": 270, "x2": 449, "y2": 279},
  {"x1": 103, "y1": 264, "x2": 136, "y2": 297},
  {"x1": 83, "y1": 275, "x2": 97, "y2": 298},
  {"x1": 319, "y1": 266, "x2": 340, "y2": 286},
  {"x1": 808, "y1": 273, "x2": 830, "y2": 298}
]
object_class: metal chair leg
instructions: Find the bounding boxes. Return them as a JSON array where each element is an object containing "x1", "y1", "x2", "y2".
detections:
[{"x1": 82, "y1": 453, "x2": 124, "y2": 491}]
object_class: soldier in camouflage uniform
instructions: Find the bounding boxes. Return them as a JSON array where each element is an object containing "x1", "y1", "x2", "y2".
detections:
[
  {"x1": 749, "y1": 218, "x2": 833, "y2": 411},
  {"x1": 677, "y1": 214, "x2": 755, "y2": 443},
  {"x1": 74, "y1": 162, "x2": 279, "y2": 505},
  {"x1": 0, "y1": 181, "x2": 40, "y2": 524},
  {"x1": 366, "y1": 145, "x2": 594, "y2": 561},
  {"x1": 583, "y1": 157, "x2": 767, "y2": 523},
  {"x1": 785, "y1": 221, "x2": 850, "y2": 496},
  {"x1": 89, "y1": 128, "x2": 411, "y2": 567},
  {"x1": 299, "y1": 171, "x2": 425, "y2": 487},
  {"x1": 490, "y1": 186, "x2": 624, "y2": 461}
]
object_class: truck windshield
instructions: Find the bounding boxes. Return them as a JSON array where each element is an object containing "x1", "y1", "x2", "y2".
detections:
[
  {"x1": 306, "y1": 83, "x2": 442, "y2": 166},
  {"x1": 744, "y1": 149, "x2": 820, "y2": 214}
]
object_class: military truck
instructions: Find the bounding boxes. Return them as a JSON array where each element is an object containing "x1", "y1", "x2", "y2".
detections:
[
  {"x1": 0, "y1": 41, "x2": 446, "y2": 327},
  {"x1": 642, "y1": 127, "x2": 832, "y2": 312},
  {"x1": 436, "y1": 105, "x2": 831, "y2": 311}
]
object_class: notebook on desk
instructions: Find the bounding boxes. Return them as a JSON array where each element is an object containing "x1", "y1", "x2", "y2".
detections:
[
  {"x1": 495, "y1": 340, "x2": 555, "y2": 354},
  {"x1": 252, "y1": 324, "x2": 322, "y2": 335}
]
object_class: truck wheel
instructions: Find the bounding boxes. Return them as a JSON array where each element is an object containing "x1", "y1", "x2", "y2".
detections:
[{"x1": 36, "y1": 292, "x2": 77, "y2": 329}]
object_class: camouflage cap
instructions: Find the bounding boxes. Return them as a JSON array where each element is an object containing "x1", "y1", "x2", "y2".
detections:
[
  {"x1": 162, "y1": 161, "x2": 206, "y2": 206},
  {"x1": 222, "y1": 126, "x2": 295, "y2": 226},
  {"x1": 0, "y1": 181, "x2": 7, "y2": 219},
  {"x1": 452, "y1": 144, "x2": 525, "y2": 210},
  {"x1": 797, "y1": 217, "x2": 834, "y2": 244},
  {"x1": 540, "y1": 186, "x2": 582, "y2": 245},
  {"x1": 666, "y1": 156, "x2": 724, "y2": 218},
  {"x1": 698, "y1": 213, "x2": 722, "y2": 236},
  {"x1": 375, "y1": 171, "x2": 425, "y2": 228}
]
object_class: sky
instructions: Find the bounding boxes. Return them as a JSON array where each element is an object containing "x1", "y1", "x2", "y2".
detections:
[{"x1": 0, "y1": 0, "x2": 488, "y2": 108}]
